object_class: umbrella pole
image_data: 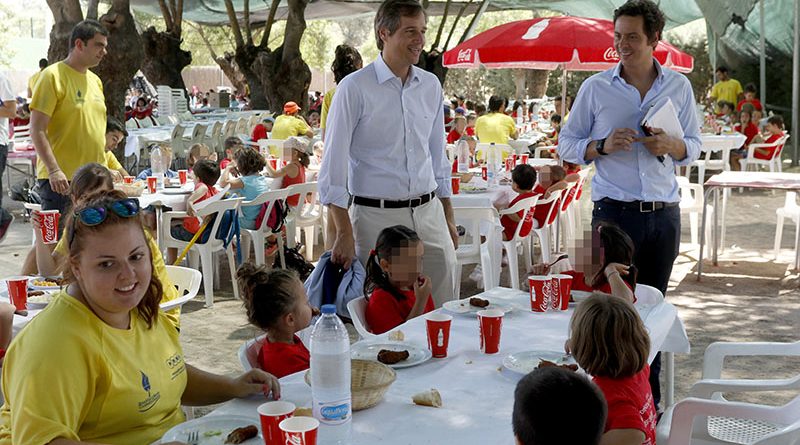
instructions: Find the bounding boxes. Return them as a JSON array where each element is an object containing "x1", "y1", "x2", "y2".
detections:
[{"x1": 554, "y1": 68, "x2": 567, "y2": 257}]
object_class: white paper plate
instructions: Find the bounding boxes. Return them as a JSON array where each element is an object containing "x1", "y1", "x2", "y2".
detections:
[
  {"x1": 460, "y1": 186, "x2": 488, "y2": 194},
  {"x1": 26, "y1": 291, "x2": 55, "y2": 309},
  {"x1": 160, "y1": 415, "x2": 262, "y2": 445},
  {"x1": 503, "y1": 350, "x2": 579, "y2": 376},
  {"x1": 350, "y1": 340, "x2": 431, "y2": 369},
  {"x1": 28, "y1": 277, "x2": 62, "y2": 291},
  {"x1": 161, "y1": 188, "x2": 192, "y2": 195},
  {"x1": 571, "y1": 290, "x2": 592, "y2": 303},
  {"x1": 442, "y1": 298, "x2": 513, "y2": 316}
]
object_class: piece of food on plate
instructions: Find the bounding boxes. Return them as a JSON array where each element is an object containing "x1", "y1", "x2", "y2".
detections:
[
  {"x1": 32, "y1": 280, "x2": 57, "y2": 287},
  {"x1": 293, "y1": 407, "x2": 313, "y2": 417},
  {"x1": 204, "y1": 430, "x2": 223, "y2": 437},
  {"x1": 377, "y1": 349, "x2": 409, "y2": 365},
  {"x1": 412, "y1": 389, "x2": 442, "y2": 408},
  {"x1": 536, "y1": 359, "x2": 578, "y2": 372},
  {"x1": 28, "y1": 291, "x2": 44, "y2": 297},
  {"x1": 387, "y1": 330, "x2": 405, "y2": 342},
  {"x1": 224, "y1": 425, "x2": 258, "y2": 444},
  {"x1": 469, "y1": 297, "x2": 490, "y2": 308}
]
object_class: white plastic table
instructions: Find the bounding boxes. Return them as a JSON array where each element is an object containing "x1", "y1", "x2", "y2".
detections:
[{"x1": 205, "y1": 287, "x2": 690, "y2": 444}]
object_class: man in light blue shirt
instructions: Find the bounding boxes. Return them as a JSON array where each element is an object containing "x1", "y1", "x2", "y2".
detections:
[
  {"x1": 558, "y1": 0, "x2": 701, "y2": 411},
  {"x1": 318, "y1": 0, "x2": 457, "y2": 307}
]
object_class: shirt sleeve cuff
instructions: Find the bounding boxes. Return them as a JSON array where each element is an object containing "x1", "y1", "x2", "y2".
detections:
[
  {"x1": 572, "y1": 138, "x2": 594, "y2": 166},
  {"x1": 435, "y1": 177, "x2": 452, "y2": 199},
  {"x1": 672, "y1": 138, "x2": 702, "y2": 166},
  {"x1": 320, "y1": 185, "x2": 351, "y2": 209}
]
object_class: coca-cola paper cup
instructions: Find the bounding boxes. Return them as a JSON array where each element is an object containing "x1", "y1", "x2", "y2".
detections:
[
  {"x1": 268, "y1": 158, "x2": 278, "y2": 170},
  {"x1": 505, "y1": 157, "x2": 513, "y2": 172},
  {"x1": 5, "y1": 277, "x2": 27, "y2": 311},
  {"x1": 511, "y1": 154, "x2": 518, "y2": 166},
  {"x1": 38, "y1": 210, "x2": 60, "y2": 244},
  {"x1": 425, "y1": 313, "x2": 452, "y2": 358},
  {"x1": 279, "y1": 416, "x2": 318, "y2": 445},
  {"x1": 123, "y1": 176, "x2": 134, "y2": 184},
  {"x1": 451, "y1": 176, "x2": 460, "y2": 195},
  {"x1": 528, "y1": 275, "x2": 552, "y2": 313},
  {"x1": 178, "y1": 169, "x2": 188, "y2": 185},
  {"x1": 521, "y1": 154, "x2": 529, "y2": 164},
  {"x1": 551, "y1": 274, "x2": 573, "y2": 311},
  {"x1": 481, "y1": 166, "x2": 488, "y2": 181},
  {"x1": 477, "y1": 309, "x2": 504, "y2": 354},
  {"x1": 259, "y1": 401, "x2": 295, "y2": 445},
  {"x1": 146, "y1": 176, "x2": 157, "y2": 194}
]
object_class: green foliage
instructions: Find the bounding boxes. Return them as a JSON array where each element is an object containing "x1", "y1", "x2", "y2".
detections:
[
  {"x1": 301, "y1": 20, "x2": 335, "y2": 70},
  {"x1": 0, "y1": 3, "x2": 16, "y2": 67},
  {"x1": 670, "y1": 37, "x2": 712, "y2": 103}
]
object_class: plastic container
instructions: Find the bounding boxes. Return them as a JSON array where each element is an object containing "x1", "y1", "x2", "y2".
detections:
[
  {"x1": 487, "y1": 143, "x2": 498, "y2": 188},
  {"x1": 150, "y1": 145, "x2": 165, "y2": 190},
  {"x1": 456, "y1": 138, "x2": 470, "y2": 173},
  {"x1": 310, "y1": 304, "x2": 352, "y2": 444}
]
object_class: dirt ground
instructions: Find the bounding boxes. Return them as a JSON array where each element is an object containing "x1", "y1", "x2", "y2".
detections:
[{"x1": 1, "y1": 168, "x2": 798, "y2": 416}]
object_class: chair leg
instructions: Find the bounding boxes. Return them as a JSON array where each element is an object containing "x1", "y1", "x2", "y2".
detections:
[
  {"x1": 522, "y1": 235, "x2": 532, "y2": 272},
  {"x1": 720, "y1": 189, "x2": 729, "y2": 251},
  {"x1": 454, "y1": 262, "x2": 463, "y2": 299},
  {"x1": 538, "y1": 229, "x2": 552, "y2": 264},
  {"x1": 253, "y1": 233, "x2": 265, "y2": 266},
  {"x1": 277, "y1": 235, "x2": 286, "y2": 269},
  {"x1": 303, "y1": 226, "x2": 314, "y2": 260},
  {"x1": 774, "y1": 214, "x2": 785, "y2": 260},
  {"x1": 286, "y1": 218, "x2": 297, "y2": 248},
  {"x1": 689, "y1": 211, "x2": 699, "y2": 246},
  {"x1": 228, "y1": 245, "x2": 240, "y2": 300},
  {"x1": 200, "y1": 250, "x2": 215, "y2": 308},
  {"x1": 506, "y1": 243, "x2": 520, "y2": 290},
  {"x1": 241, "y1": 236, "x2": 252, "y2": 264}
]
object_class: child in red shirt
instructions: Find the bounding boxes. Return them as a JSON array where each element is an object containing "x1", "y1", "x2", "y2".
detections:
[
  {"x1": 530, "y1": 165, "x2": 568, "y2": 228},
  {"x1": 265, "y1": 136, "x2": 311, "y2": 207},
  {"x1": 499, "y1": 164, "x2": 539, "y2": 241},
  {"x1": 731, "y1": 108, "x2": 760, "y2": 170},
  {"x1": 753, "y1": 114, "x2": 786, "y2": 160},
  {"x1": 238, "y1": 262, "x2": 318, "y2": 378},
  {"x1": 251, "y1": 116, "x2": 274, "y2": 142},
  {"x1": 364, "y1": 225, "x2": 435, "y2": 335},
  {"x1": 167, "y1": 159, "x2": 220, "y2": 263},
  {"x1": 569, "y1": 293, "x2": 656, "y2": 445},
  {"x1": 531, "y1": 222, "x2": 636, "y2": 303},
  {"x1": 219, "y1": 136, "x2": 244, "y2": 171}
]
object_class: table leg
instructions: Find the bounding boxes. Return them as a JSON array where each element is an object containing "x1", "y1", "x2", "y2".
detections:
[
  {"x1": 665, "y1": 351, "x2": 675, "y2": 408},
  {"x1": 698, "y1": 187, "x2": 714, "y2": 280},
  {"x1": 155, "y1": 205, "x2": 164, "y2": 252},
  {"x1": 713, "y1": 187, "x2": 719, "y2": 266}
]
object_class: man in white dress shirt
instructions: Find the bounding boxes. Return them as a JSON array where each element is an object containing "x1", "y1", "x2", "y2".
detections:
[{"x1": 319, "y1": 0, "x2": 458, "y2": 307}]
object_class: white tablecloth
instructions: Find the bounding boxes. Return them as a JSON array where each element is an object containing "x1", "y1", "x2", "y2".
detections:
[
  {"x1": 207, "y1": 287, "x2": 689, "y2": 444},
  {"x1": 700, "y1": 133, "x2": 747, "y2": 152}
]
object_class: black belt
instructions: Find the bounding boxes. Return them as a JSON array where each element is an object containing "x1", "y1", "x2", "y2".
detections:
[
  {"x1": 599, "y1": 197, "x2": 679, "y2": 213},
  {"x1": 353, "y1": 192, "x2": 435, "y2": 209}
]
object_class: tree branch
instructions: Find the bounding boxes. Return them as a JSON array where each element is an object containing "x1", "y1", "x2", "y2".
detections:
[
  {"x1": 157, "y1": 0, "x2": 174, "y2": 32},
  {"x1": 223, "y1": 0, "x2": 245, "y2": 49},
  {"x1": 46, "y1": 0, "x2": 84, "y2": 23},
  {"x1": 432, "y1": 0, "x2": 450, "y2": 50},
  {"x1": 243, "y1": 0, "x2": 252, "y2": 45},
  {"x1": 460, "y1": 0, "x2": 489, "y2": 44},
  {"x1": 282, "y1": 0, "x2": 308, "y2": 63},
  {"x1": 86, "y1": 0, "x2": 100, "y2": 20},
  {"x1": 174, "y1": 0, "x2": 183, "y2": 36},
  {"x1": 444, "y1": 0, "x2": 471, "y2": 49},
  {"x1": 190, "y1": 22, "x2": 219, "y2": 60},
  {"x1": 260, "y1": 0, "x2": 280, "y2": 48}
]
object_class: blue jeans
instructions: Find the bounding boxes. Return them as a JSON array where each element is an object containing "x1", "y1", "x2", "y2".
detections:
[{"x1": 592, "y1": 200, "x2": 681, "y2": 408}]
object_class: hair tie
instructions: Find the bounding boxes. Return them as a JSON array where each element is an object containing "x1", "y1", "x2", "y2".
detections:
[{"x1": 369, "y1": 249, "x2": 376, "y2": 256}]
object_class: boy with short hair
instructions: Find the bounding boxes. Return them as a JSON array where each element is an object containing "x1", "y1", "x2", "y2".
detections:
[
  {"x1": 251, "y1": 116, "x2": 274, "y2": 142},
  {"x1": 103, "y1": 117, "x2": 129, "y2": 178},
  {"x1": 753, "y1": 115, "x2": 786, "y2": 160},
  {"x1": 500, "y1": 164, "x2": 539, "y2": 241},
  {"x1": 220, "y1": 136, "x2": 244, "y2": 170},
  {"x1": 513, "y1": 367, "x2": 607, "y2": 445}
]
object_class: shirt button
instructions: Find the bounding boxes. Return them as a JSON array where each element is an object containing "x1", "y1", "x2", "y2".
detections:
[{"x1": 641, "y1": 173, "x2": 645, "y2": 176}]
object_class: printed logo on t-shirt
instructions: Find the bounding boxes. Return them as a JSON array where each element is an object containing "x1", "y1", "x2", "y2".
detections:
[
  {"x1": 137, "y1": 370, "x2": 161, "y2": 413},
  {"x1": 166, "y1": 352, "x2": 186, "y2": 380},
  {"x1": 75, "y1": 89, "x2": 85, "y2": 105}
]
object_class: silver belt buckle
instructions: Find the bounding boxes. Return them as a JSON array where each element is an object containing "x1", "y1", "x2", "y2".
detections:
[{"x1": 639, "y1": 201, "x2": 655, "y2": 212}]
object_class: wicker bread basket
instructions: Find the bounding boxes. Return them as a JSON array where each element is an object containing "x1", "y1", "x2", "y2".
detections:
[
  {"x1": 304, "y1": 359, "x2": 396, "y2": 411},
  {"x1": 115, "y1": 182, "x2": 145, "y2": 197}
]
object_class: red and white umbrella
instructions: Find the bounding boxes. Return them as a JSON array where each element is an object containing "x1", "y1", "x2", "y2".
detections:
[{"x1": 443, "y1": 16, "x2": 693, "y2": 73}]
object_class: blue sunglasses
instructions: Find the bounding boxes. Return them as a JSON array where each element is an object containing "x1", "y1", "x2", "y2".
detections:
[{"x1": 68, "y1": 198, "x2": 141, "y2": 247}]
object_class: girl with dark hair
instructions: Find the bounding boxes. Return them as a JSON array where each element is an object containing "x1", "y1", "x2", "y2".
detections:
[
  {"x1": 364, "y1": 225, "x2": 435, "y2": 334},
  {"x1": 220, "y1": 147, "x2": 268, "y2": 229},
  {"x1": 237, "y1": 262, "x2": 317, "y2": 378},
  {"x1": 321, "y1": 44, "x2": 364, "y2": 136}
]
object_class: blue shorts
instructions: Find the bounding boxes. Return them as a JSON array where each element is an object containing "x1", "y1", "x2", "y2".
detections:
[{"x1": 170, "y1": 224, "x2": 195, "y2": 242}]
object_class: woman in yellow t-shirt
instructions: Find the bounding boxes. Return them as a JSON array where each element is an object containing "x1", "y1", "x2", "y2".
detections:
[
  {"x1": 0, "y1": 191, "x2": 280, "y2": 445},
  {"x1": 475, "y1": 95, "x2": 518, "y2": 161}
]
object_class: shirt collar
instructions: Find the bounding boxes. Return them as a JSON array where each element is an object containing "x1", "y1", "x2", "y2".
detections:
[
  {"x1": 375, "y1": 53, "x2": 421, "y2": 85},
  {"x1": 611, "y1": 57, "x2": 664, "y2": 82}
]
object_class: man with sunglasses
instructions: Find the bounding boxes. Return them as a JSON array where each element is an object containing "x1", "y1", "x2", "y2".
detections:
[{"x1": 29, "y1": 20, "x2": 109, "y2": 228}]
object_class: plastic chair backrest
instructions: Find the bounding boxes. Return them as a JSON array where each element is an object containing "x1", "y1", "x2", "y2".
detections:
[
  {"x1": 774, "y1": 134, "x2": 790, "y2": 160},
  {"x1": 285, "y1": 181, "x2": 318, "y2": 211},
  {"x1": 633, "y1": 283, "x2": 664, "y2": 305},
  {"x1": 499, "y1": 195, "x2": 539, "y2": 241},
  {"x1": 223, "y1": 120, "x2": 236, "y2": 139},
  {"x1": 346, "y1": 296, "x2": 375, "y2": 339},
  {"x1": 535, "y1": 189, "x2": 563, "y2": 227},
  {"x1": 238, "y1": 333, "x2": 267, "y2": 371},
  {"x1": 242, "y1": 188, "x2": 291, "y2": 233},
  {"x1": 454, "y1": 207, "x2": 499, "y2": 256},
  {"x1": 560, "y1": 180, "x2": 579, "y2": 211},
  {"x1": 194, "y1": 197, "x2": 243, "y2": 245},
  {"x1": 192, "y1": 123, "x2": 207, "y2": 141},
  {"x1": 161, "y1": 265, "x2": 202, "y2": 311}
]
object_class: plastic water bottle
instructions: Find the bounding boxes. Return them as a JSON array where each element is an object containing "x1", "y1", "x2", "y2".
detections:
[
  {"x1": 487, "y1": 143, "x2": 498, "y2": 188},
  {"x1": 310, "y1": 304, "x2": 352, "y2": 443},
  {"x1": 150, "y1": 145, "x2": 165, "y2": 189},
  {"x1": 456, "y1": 138, "x2": 470, "y2": 173},
  {"x1": 516, "y1": 104, "x2": 523, "y2": 125}
]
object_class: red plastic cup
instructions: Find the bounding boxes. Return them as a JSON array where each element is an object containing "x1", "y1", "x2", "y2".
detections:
[
  {"x1": 178, "y1": 169, "x2": 188, "y2": 185},
  {"x1": 452, "y1": 158, "x2": 458, "y2": 173},
  {"x1": 511, "y1": 154, "x2": 518, "y2": 166},
  {"x1": 259, "y1": 401, "x2": 295, "y2": 445},
  {"x1": 451, "y1": 176, "x2": 460, "y2": 194},
  {"x1": 521, "y1": 154, "x2": 529, "y2": 164},
  {"x1": 279, "y1": 416, "x2": 318, "y2": 445},
  {"x1": 268, "y1": 158, "x2": 278, "y2": 170},
  {"x1": 123, "y1": 176, "x2": 134, "y2": 184},
  {"x1": 528, "y1": 275, "x2": 552, "y2": 313},
  {"x1": 477, "y1": 309, "x2": 504, "y2": 354},
  {"x1": 38, "y1": 210, "x2": 60, "y2": 244},
  {"x1": 146, "y1": 176, "x2": 157, "y2": 194},
  {"x1": 551, "y1": 274, "x2": 573, "y2": 311},
  {"x1": 425, "y1": 313, "x2": 453, "y2": 358},
  {"x1": 6, "y1": 277, "x2": 27, "y2": 311},
  {"x1": 481, "y1": 166, "x2": 488, "y2": 181},
  {"x1": 505, "y1": 157, "x2": 513, "y2": 172}
]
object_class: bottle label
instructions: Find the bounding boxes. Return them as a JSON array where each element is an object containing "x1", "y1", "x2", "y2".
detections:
[{"x1": 314, "y1": 398, "x2": 351, "y2": 425}]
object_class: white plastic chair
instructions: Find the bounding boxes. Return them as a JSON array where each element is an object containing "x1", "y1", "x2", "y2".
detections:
[
  {"x1": 773, "y1": 191, "x2": 800, "y2": 260},
  {"x1": 678, "y1": 177, "x2": 714, "y2": 251},
  {"x1": 240, "y1": 188, "x2": 289, "y2": 268},
  {"x1": 633, "y1": 283, "x2": 664, "y2": 305},
  {"x1": 235, "y1": 117, "x2": 249, "y2": 138},
  {"x1": 657, "y1": 340, "x2": 800, "y2": 445},
  {"x1": 169, "y1": 123, "x2": 188, "y2": 159},
  {"x1": 222, "y1": 120, "x2": 237, "y2": 142},
  {"x1": 284, "y1": 182, "x2": 325, "y2": 260},
  {"x1": 125, "y1": 119, "x2": 139, "y2": 130},
  {"x1": 498, "y1": 195, "x2": 539, "y2": 290},
  {"x1": 346, "y1": 296, "x2": 376, "y2": 340},
  {"x1": 187, "y1": 123, "x2": 208, "y2": 148},
  {"x1": 160, "y1": 265, "x2": 202, "y2": 312},
  {"x1": 238, "y1": 333, "x2": 267, "y2": 371},
  {"x1": 453, "y1": 207, "x2": 501, "y2": 297},
  {"x1": 135, "y1": 117, "x2": 153, "y2": 128},
  {"x1": 208, "y1": 120, "x2": 223, "y2": 154},
  {"x1": 246, "y1": 115, "x2": 260, "y2": 134},
  {"x1": 530, "y1": 190, "x2": 563, "y2": 265},
  {"x1": 741, "y1": 134, "x2": 790, "y2": 174},
  {"x1": 161, "y1": 197, "x2": 244, "y2": 307}
]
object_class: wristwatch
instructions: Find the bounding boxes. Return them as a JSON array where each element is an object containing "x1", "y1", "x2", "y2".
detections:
[{"x1": 595, "y1": 138, "x2": 608, "y2": 156}]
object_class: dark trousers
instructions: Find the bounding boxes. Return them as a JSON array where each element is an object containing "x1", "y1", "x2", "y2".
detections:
[
  {"x1": 38, "y1": 179, "x2": 72, "y2": 232},
  {"x1": 0, "y1": 143, "x2": 7, "y2": 208},
  {"x1": 592, "y1": 200, "x2": 681, "y2": 408}
]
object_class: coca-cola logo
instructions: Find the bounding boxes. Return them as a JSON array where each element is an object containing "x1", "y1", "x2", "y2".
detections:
[
  {"x1": 550, "y1": 279, "x2": 560, "y2": 310},
  {"x1": 43, "y1": 215, "x2": 57, "y2": 241},
  {"x1": 538, "y1": 281, "x2": 552, "y2": 311},
  {"x1": 456, "y1": 48, "x2": 472, "y2": 63},
  {"x1": 604, "y1": 47, "x2": 619, "y2": 61}
]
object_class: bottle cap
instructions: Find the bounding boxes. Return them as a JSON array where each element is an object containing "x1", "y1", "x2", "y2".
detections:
[{"x1": 321, "y1": 304, "x2": 336, "y2": 314}]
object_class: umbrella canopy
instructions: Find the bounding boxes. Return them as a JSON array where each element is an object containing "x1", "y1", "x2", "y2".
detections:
[{"x1": 443, "y1": 16, "x2": 694, "y2": 73}]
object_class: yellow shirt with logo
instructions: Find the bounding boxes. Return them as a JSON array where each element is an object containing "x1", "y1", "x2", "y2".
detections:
[
  {"x1": 711, "y1": 79, "x2": 743, "y2": 111},
  {"x1": 105, "y1": 150, "x2": 123, "y2": 171},
  {"x1": 320, "y1": 88, "x2": 336, "y2": 130},
  {"x1": 0, "y1": 292, "x2": 187, "y2": 445},
  {"x1": 30, "y1": 61, "x2": 107, "y2": 180},
  {"x1": 475, "y1": 112, "x2": 516, "y2": 160},
  {"x1": 54, "y1": 229, "x2": 181, "y2": 328}
]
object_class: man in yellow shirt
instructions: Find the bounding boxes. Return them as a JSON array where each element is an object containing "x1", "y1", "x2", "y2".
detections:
[
  {"x1": 710, "y1": 66, "x2": 743, "y2": 114},
  {"x1": 30, "y1": 20, "x2": 108, "y2": 227},
  {"x1": 26, "y1": 58, "x2": 48, "y2": 99},
  {"x1": 475, "y1": 95, "x2": 518, "y2": 160},
  {"x1": 104, "y1": 117, "x2": 128, "y2": 178},
  {"x1": 272, "y1": 101, "x2": 314, "y2": 140}
]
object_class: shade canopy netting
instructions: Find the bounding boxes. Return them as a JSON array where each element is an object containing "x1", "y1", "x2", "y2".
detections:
[{"x1": 129, "y1": 0, "x2": 791, "y2": 68}]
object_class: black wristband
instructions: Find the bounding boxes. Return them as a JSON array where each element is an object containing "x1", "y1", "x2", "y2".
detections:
[{"x1": 595, "y1": 138, "x2": 608, "y2": 156}]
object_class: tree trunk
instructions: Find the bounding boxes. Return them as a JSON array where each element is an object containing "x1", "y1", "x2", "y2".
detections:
[
  {"x1": 93, "y1": 0, "x2": 143, "y2": 122},
  {"x1": 234, "y1": 43, "x2": 269, "y2": 110},
  {"x1": 416, "y1": 49, "x2": 447, "y2": 86},
  {"x1": 217, "y1": 52, "x2": 247, "y2": 95},
  {"x1": 45, "y1": 0, "x2": 83, "y2": 63},
  {"x1": 140, "y1": 27, "x2": 192, "y2": 94},
  {"x1": 257, "y1": 44, "x2": 312, "y2": 112},
  {"x1": 513, "y1": 69, "x2": 526, "y2": 101},
  {"x1": 525, "y1": 70, "x2": 549, "y2": 98}
]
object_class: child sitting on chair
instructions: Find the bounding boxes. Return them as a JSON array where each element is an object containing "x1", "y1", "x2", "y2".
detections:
[
  {"x1": 499, "y1": 164, "x2": 539, "y2": 241},
  {"x1": 364, "y1": 225, "x2": 435, "y2": 335},
  {"x1": 220, "y1": 147, "x2": 269, "y2": 230},
  {"x1": 238, "y1": 262, "x2": 318, "y2": 378},
  {"x1": 167, "y1": 160, "x2": 220, "y2": 263},
  {"x1": 220, "y1": 136, "x2": 244, "y2": 170},
  {"x1": 752, "y1": 114, "x2": 785, "y2": 161}
]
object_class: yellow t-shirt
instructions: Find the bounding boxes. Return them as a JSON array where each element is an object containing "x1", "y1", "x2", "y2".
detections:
[
  {"x1": 0, "y1": 292, "x2": 187, "y2": 445},
  {"x1": 711, "y1": 79, "x2": 743, "y2": 111},
  {"x1": 475, "y1": 112, "x2": 516, "y2": 160},
  {"x1": 31, "y1": 61, "x2": 107, "y2": 180},
  {"x1": 105, "y1": 150, "x2": 123, "y2": 171},
  {"x1": 27, "y1": 71, "x2": 41, "y2": 97},
  {"x1": 272, "y1": 114, "x2": 310, "y2": 140},
  {"x1": 320, "y1": 88, "x2": 336, "y2": 130},
  {"x1": 54, "y1": 229, "x2": 181, "y2": 328}
]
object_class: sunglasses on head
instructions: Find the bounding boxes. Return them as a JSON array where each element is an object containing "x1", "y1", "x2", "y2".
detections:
[{"x1": 68, "y1": 198, "x2": 141, "y2": 247}]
